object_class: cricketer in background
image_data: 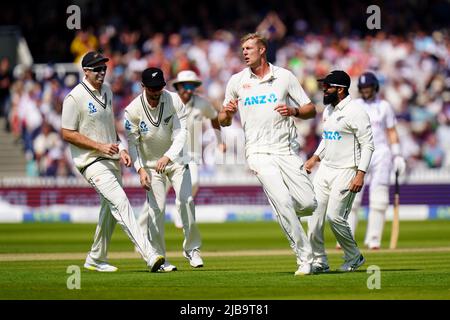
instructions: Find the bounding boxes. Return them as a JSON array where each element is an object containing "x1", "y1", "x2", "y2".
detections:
[
  {"x1": 61, "y1": 52, "x2": 164, "y2": 273},
  {"x1": 170, "y1": 70, "x2": 226, "y2": 228},
  {"x1": 344, "y1": 71, "x2": 406, "y2": 249},
  {"x1": 125, "y1": 68, "x2": 203, "y2": 272},
  {"x1": 219, "y1": 33, "x2": 318, "y2": 276},
  {"x1": 304, "y1": 70, "x2": 374, "y2": 272}
]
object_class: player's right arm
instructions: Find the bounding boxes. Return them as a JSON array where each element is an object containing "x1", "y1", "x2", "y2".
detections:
[
  {"x1": 218, "y1": 99, "x2": 238, "y2": 126},
  {"x1": 61, "y1": 95, "x2": 118, "y2": 156},
  {"x1": 304, "y1": 139, "x2": 325, "y2": 173},
  {"x1": 218, "y1": 76, "x2": 239, "y2": 127}
]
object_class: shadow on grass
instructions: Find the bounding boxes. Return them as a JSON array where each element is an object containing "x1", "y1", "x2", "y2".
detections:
[{"x1": 275, "y1": 268, "x2": 421, "y2": 276}]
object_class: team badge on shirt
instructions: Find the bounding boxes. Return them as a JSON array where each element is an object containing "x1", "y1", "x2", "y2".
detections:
[
  {"x1": 124, "y1": 119, "x2": 131, "y2": 131},
  {"x1": 139, "y1": 120, "x2": 149, "y2": 133},
  {"x1": 88, "y1": 102, "x2": 97, "y2": 114},
  {"x1": 163, "y1": 115, "x2": 173, "y2": 125}
]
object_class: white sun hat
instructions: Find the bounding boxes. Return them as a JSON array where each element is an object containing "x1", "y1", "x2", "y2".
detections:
[{"x1": 172, "y1": 70, "x2": 202, "y2": 87}]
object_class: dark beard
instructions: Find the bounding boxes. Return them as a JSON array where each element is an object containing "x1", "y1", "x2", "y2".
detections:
[{"x1": 323, "y1": 91, "x2": 338, "y2": 105}]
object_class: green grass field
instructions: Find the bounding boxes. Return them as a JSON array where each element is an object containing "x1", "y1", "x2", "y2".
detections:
[{"x1": 0, "y1": 220, "x2": 449, "y2": 300}]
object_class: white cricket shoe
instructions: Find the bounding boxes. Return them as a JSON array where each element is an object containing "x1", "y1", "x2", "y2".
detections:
[
  {"x1": 311, "y1": 263, "x2": 330, "y2": 274},
  {"x1": 148, "y1": 254, "x2": 165, "y2": 272},
  {"x1": 183, "y1": 249, "x2": 204, "y2": 268},
  {"x1": 338, "y1": 254, "x2": 365, "y2": 272},
  {"x1": 158, "y1": 261, "x2": 177, "y2": 272},
  {"x1": 84, "y1": 262, "x2": 118, "y2": 272},
  {"x1": 294, "y1": 263, "x2": 312, "y2": 276}
]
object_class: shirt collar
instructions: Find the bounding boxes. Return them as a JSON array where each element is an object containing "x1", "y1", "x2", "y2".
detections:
[
  {"x1": 82, "y1": 77, "x2": 103, "y2": 95},
  {"x1": 335, "y1": 95, "x2": 352, "y2": 110},
  {"x1": 248, "y1": 63, "x2": 275, "y2": 83}
]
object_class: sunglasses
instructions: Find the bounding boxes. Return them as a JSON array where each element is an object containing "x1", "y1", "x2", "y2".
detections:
[
  {"x1": 84, "y1": 66, "x2": 107, "y2": 73},
  {"x1": 179, "y1": 83, "x2": 197, "y2": 91}
]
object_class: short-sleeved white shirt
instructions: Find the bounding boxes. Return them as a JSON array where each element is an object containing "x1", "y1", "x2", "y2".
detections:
[
  {"x1": 61, "y1": 79, "x2": 118, "y2": 170},
  {"x1": 223, "y1": 63, "x2": 311, "y2": 156}
]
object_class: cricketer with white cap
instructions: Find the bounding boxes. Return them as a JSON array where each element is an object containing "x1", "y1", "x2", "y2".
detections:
[
  {"x1": 169, "y1": 70, "x2": 226, "y2": 228},
  {"x1": 304, "y1": 70, "x2": 374, "y2": 273}
]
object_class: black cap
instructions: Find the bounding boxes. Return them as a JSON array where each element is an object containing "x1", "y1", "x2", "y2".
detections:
[
  {"x1": 318, "y1": 70, "x2": 351, "y2": 88},
  {"x1": 81, "y1": 51, "x2": 109, "y2": 68},
  {"x1": 142, "y1": 67, "x2": 166, "y2": 88}
]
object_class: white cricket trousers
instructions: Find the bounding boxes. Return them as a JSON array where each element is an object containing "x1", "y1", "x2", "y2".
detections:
[
  {"x1": 139, "y1": 162, "x2": 202, "y2": 257},
  {"x1": 246, "y1": 153, "x2": 317, "y2": 265},
  {"x1": 309, "y1": 164, "x2": 361, "y2": 265},
  {"x1": 171, "y1": 161, "x2": 199, "y2": 228},
  {"x1": 83, "y1": 160, "x2": 157, "y2": 266}
]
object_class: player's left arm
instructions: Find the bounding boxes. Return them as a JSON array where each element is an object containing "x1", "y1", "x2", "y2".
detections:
[
  {"x1": 274, "y1": 72, "x2": 317, "y2": 119},
  {"x1": 349, "y1": 109, "x2": 375, "y2": 192},
  {"x1": 162, "y1": 95, "x2": 188, "y2": 168},
  {"x1": 385, "y1": 103, "x2": 406, "y2": 175}
]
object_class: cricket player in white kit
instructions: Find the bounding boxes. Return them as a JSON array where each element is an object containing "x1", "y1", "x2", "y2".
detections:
[
  {"x1": 305, "y1": 70, "x2": 374, "y2": 272},
  {"x1": 219, "y1": 33, "x2": 318, "y2": 276},
  {"x1": 125, "y1": 68, "x2": 203, "y2": 272},
  {"x1": 345, "y1": 72, "x2": 406, "y2": 249},
  {"x1": 61, "y1": 52, "x2": 165, "y2": 272},
  {"x1": 164, "y1": 70, "x2": 226, "y2": 228}
]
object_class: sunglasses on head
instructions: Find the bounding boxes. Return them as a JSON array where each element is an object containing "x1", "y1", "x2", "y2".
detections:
[
  {"x1": 179, "y1": 83, "x2": 197, "y2": 91},
  {"x1": 85, "y1": 65, "x2": 107, "y2": 73},
  {"x1": 322, "y1": 83, "x2": 346, "y2": 90}
]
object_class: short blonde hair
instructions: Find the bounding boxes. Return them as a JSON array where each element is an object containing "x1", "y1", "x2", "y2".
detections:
[{"x1": 240, "y1": 33, "x2": 268, "y2": 50}]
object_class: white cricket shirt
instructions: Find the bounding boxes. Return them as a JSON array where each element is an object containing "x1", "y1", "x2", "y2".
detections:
[
  {"x1": 354, "y1": 97, "x2": 396, "y2": 154},
  {"x1": 61, "y1": 78, "x2": 119, "y2": 170},
  {"x1": 185, "y1": 94, "x2": 218, "y2": 157},
  {"x1": 223, "y1": 63, "x2": 311, "y2": 156},
  {"x1": 314, "y1": 95, "x2": 375, "y2": 172},
  {"x1": 124, "y1": 90, "x2": 187, "y2": 172}
]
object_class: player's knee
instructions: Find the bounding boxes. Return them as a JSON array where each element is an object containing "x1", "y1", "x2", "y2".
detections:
[
  {"x1": 326, "y1": 213, "x2": 345, "y2": 225},
  {"x1": 179, "y1": 195, "x2": 194, "y2": 206},
  {"x1": 305, "y1": 198, "x2": 318, "y2": 214},
  {"x1": 114, "y1": 196, "x2": 131, "y2": 210},
  {"x1": 369, "y1": 185, "x2": 389, "y2": 211},
  {"x1": 296, "y1": 198, "x2": 317, "y2": 217}
]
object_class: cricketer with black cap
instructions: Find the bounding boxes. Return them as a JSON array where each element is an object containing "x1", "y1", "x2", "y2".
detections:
[
  {"x1": 61, "y1": 52, "x2": 165, "y2": 273},
  {"x1": 124, "y1": 67, "x2": 203, "y2": 272},
  {"x1": 303, "y1": 70, "x2": 375, "y2": 273}
]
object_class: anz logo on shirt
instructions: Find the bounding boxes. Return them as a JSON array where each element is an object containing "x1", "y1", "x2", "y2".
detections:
[
  {"x1": 323, "y1": 131, "x2": 342, "y2": 141},
  {"x1": 243, "y1": 93, "x2": 277, "y2": 106},
  {"x1": 88, "y1": 102, "x2": 97, "y2": 114},
  {"x1": 139, "y1": 120, "x2": 149, "y2": 133}
]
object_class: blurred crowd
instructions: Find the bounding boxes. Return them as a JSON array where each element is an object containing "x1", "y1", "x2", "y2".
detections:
[{"x1": 1, "y1": 1, "x2": 449, "y2": 178}]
